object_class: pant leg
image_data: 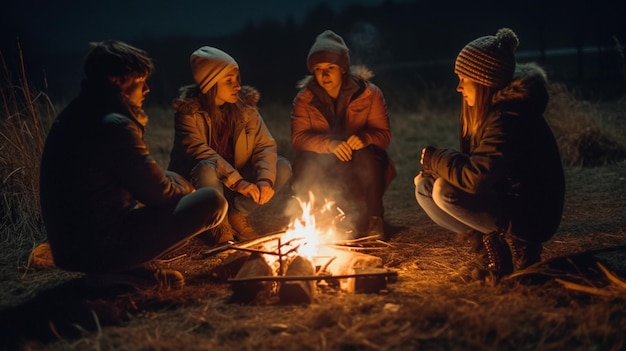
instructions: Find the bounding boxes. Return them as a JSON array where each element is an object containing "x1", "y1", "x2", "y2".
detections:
[
  {"x1": 415, "y1": 172, "x2": 474, "y2": 233},
  {"x1": 190, "y1": 161, "x2": 224, "y2": 195},
  {"x1": 345, "y1": 146, "x2": 387, "y2": 232},
  {"x1": 416, "y1": 173, "x2": 503, "y2": 234},
  {"x1": 95, "y1": 187, "x2": 228, "y2": 272}
]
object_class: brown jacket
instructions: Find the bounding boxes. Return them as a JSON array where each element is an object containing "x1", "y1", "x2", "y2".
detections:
[
  {"x1": 168, "y1": 86, "x2": 278, "y2": 188},
  {"x1": 291, "y1": 66, "x2": 392, "y2": 153},
  {"x1": 291, "y1": 66, "x2": 395, "y2": 187}
]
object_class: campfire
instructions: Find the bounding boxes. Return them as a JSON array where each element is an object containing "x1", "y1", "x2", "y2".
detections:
[{"x1": 204, "y1": 194, "x2": 397, "y2": 304}]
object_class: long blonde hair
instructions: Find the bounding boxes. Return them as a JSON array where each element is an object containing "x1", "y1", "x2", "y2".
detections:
[{"x1": 460, "y1": 83, "x2": 495, "y2": 139}]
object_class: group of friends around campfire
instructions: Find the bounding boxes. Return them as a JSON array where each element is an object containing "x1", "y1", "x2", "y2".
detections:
[{"x1": 38, "y1": 27, "x2": 565, "y2": 290}]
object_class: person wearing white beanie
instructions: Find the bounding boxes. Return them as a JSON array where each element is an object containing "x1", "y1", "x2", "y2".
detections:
[
  {"x1": 414, "y1": 28, "x2": 565, "y2": 284},
  {"x1": 168, "y1": 46, "x2": 292, "y2": 244},
  {"x1": 290, "y1": 30, "x2": 396, "y2": 240}
]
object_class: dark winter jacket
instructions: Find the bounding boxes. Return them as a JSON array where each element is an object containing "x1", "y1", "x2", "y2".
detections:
[
  {"x1": 39, "y1": 81, "x2": 194, "y2": 270},
  {"x1": 422, "y1": 63, "x2": 565, "y2": 242},
  {"x1": 168, "y1": 85, "x2": 278, "y2": 189}
]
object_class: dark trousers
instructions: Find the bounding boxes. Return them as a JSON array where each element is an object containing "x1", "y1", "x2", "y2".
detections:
[
  {"x1": 291, "y1": 146, "x2": 388, "y2": 234},
  {"x1": 90, "y1": 187, "x2": 228, "y2": 273}
]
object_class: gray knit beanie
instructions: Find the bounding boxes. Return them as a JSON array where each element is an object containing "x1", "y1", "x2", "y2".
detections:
[
  {"x1": 454, "y1": 28, "x2": 519, "y2": 89},
  {"x1": 190, "y1": 46, "x2": 238, "y2": 94},
  {"x1": 306, "y1": 30, "x2": 350, "y2": 73}
]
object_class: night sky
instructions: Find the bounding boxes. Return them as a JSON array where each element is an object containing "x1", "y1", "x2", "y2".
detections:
[{"x1": 2, "y1": 0, "x2": 386, "y2": 54}]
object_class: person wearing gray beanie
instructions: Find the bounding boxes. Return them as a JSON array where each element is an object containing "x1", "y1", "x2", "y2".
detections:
[
  {"x1": 415, "y1": 28, "x2": 565, "y2": 285},
  {"x1": 290, "y1": 30, "x2": 396, "y2": 240},
  {"x1": 306, "y1": 29, "x2": 350, "y2": 73},
  {"x1": 168, "y1": 46, "x2": 292, "y2": 244}
]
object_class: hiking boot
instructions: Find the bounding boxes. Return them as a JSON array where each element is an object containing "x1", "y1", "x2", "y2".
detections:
[
  {"x1": 85, "y1": 264, "x2": 185, "y2": 291},
  {"x1": 480, "y1": 232, "x2": 513, "y2": 285},
  {"x1": 229, "y1": 212, "x2": 260, "y2": 241},
  {"x1": 460, "y1": 231, "x2": 513, "y2": 285},
  {"x1": 504, "y1": 234, "x2": 543, "y2": 271},
  {"x1": 212, "y1": 221, "x2": 236, "y2": 244},
  {"x1": 196, "y1": 221, "x2": 235, "y2": 246}
]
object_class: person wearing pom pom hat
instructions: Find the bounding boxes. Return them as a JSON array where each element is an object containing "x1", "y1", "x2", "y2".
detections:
[
  {"x1": 168, "y1": 46, "x2": 292, "y2": 244},
  {"x1": 290, "y1": 30, "x2": 396, "y2": 240},
  {"x1": 414, "y1": 28, "x2": 565, "y2": 284}
]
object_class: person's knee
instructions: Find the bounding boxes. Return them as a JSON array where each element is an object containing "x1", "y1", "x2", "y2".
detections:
[
  {"x1": 431, "y1": 178, "x2": 456, "y2": 207},
  {"x1": 352, "y1": 147, "x2": 382, "y2": 169},
  {"x1": 190, "y1": 161, "x2": 220, "y2": 189},
  {"x1": 184, "y1": 187, "x2": 228, "y2": 221},
  {"x1": 415, "y1": 173, "x2": 435, "y2": 197},
  {"x1": 275, "y1": 156, "x2": 292, "y2": 191}
]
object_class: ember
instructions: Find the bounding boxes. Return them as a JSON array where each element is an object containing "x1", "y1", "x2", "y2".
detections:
[{"x1": 206, "y1": 193, "x2": 398, "y2": 304}]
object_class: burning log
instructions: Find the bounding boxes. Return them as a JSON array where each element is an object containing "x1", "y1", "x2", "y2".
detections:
[
  {"x1": 278, "y1": 256, "x2": 316, "y2": 305},
  {"x1": 315, "y1": 246, "x2": 384, "y2": 293},
  {"x1": 230, "y1": 253, "x2": 273, "y2": 303}
]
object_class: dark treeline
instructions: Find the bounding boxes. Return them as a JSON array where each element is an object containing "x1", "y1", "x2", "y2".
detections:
[{"x1": 4, "y1": 0, "x2": 625, "y2": 107}]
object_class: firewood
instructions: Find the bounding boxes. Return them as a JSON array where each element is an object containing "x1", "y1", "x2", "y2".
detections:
[
  {"x1": 278, "y1": 256, "x2": 316, "y2": 305},
  {"x1": 230, "y1": 253, "x2": 273, "y2": 303}
]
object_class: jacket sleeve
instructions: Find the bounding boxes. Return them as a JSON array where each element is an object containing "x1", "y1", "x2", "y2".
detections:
[
  {"x1": 355, "y1": 84, "x2": 391, "y2": 150},
  {"x1": 290, "y1": 92, "x2": 335, "y2": 153},
  {"x1": 174, "y1": 111, "x2": 242, "y2": 187},
  {"x1": 425, "y1": 113, "x2": 510, "y2": 194},
  {"x1": 103, "y1": 114, "x2": 194, "y2": 206}
]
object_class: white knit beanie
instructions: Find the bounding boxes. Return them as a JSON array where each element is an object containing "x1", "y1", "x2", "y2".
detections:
[
  {"x1": 306, "y1": 30, "x2": 350, "y2": 73},
  {"x1": 454, "y1": 28, "x2": 519, "y2": 89},
  {"x1": 190, "y1": 46, "x2": 238, "y2": 94}
]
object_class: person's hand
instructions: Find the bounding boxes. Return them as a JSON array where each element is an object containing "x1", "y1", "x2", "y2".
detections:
[
  {"x1": 235, "y1": 180, "x2": 260, "y2": 202},
  {"x1": 329, "y1": 140, "x2": 353, "y2": 162},
  {"x1": 256, "y1": 180, "x2": 274, "y2": 205},
  {"x1": 346, "y1": 135, "x2": 366, "y2": 150}
]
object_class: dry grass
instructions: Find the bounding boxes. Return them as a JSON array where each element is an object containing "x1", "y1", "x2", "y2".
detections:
[{"x1": 2, "y1": 61, "x2": 626, "y2": 350}]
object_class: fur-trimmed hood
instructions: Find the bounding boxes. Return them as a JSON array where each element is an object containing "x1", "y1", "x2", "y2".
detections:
[
  {"x1": 171, "y1": 84, "x2": 261, "y2": 115},
  {"x1": 492, "y1": 62, "x2": 549, "y2": 116},
  {"x1": 295, "y1": 65, "x2": 375, "y2": 90}
]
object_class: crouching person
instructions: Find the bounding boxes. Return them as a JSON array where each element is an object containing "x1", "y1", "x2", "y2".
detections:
[
  {"x1": 168, "y1": 46, "x2": 291, "y2": 244},
  {"x1": 39, "y1": 40, "x2": 228, "y2": 290},
  {"x1": 414, "y1": 28, "x2": 565, "y2": 284}
]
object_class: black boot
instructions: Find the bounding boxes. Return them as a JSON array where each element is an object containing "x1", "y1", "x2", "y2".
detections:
[
  {"x1": 504, "y1": 234, "x2": 542, "y2": 271},
  {"x1": 479, "y1": 232, "x2": 513, "y2": 285}
]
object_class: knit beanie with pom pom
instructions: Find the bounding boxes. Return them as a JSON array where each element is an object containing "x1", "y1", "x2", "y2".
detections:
[{"x1": 454, "y1": 28, "x2": 519, "y2": 89}]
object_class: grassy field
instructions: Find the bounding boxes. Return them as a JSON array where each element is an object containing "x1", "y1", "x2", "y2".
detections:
[{"x1": 1, "y1": 64, "x2": 626, "y2": 350}]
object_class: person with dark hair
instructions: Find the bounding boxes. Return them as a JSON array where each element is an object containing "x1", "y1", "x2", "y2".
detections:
[
  {"x1": 414, "y1": 28, "x2": 565, "y2": 284},
  {"x1": 39, "y1": 40, "x2": 228, "y2": 290},
  {"x1": 168, "y1": 46, "x2": 291, "y2": 243},
  {"x1": 290, "y1": 30, "x2": 396, "y2": 240}
]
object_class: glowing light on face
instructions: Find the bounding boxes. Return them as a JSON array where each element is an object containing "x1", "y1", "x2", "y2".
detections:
[
  {"x1": 120, "y1": 75, "x2": 150, "y2": 108},
  {"x1": 215, "y1": 67, "x2": 241, "y2": 106},
  {"x1": 457, "y1": 75, "x2": 477, "y2": 107},
  {"x1": 313, "y1": 63, "x2": 343, "y2": 98}
]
